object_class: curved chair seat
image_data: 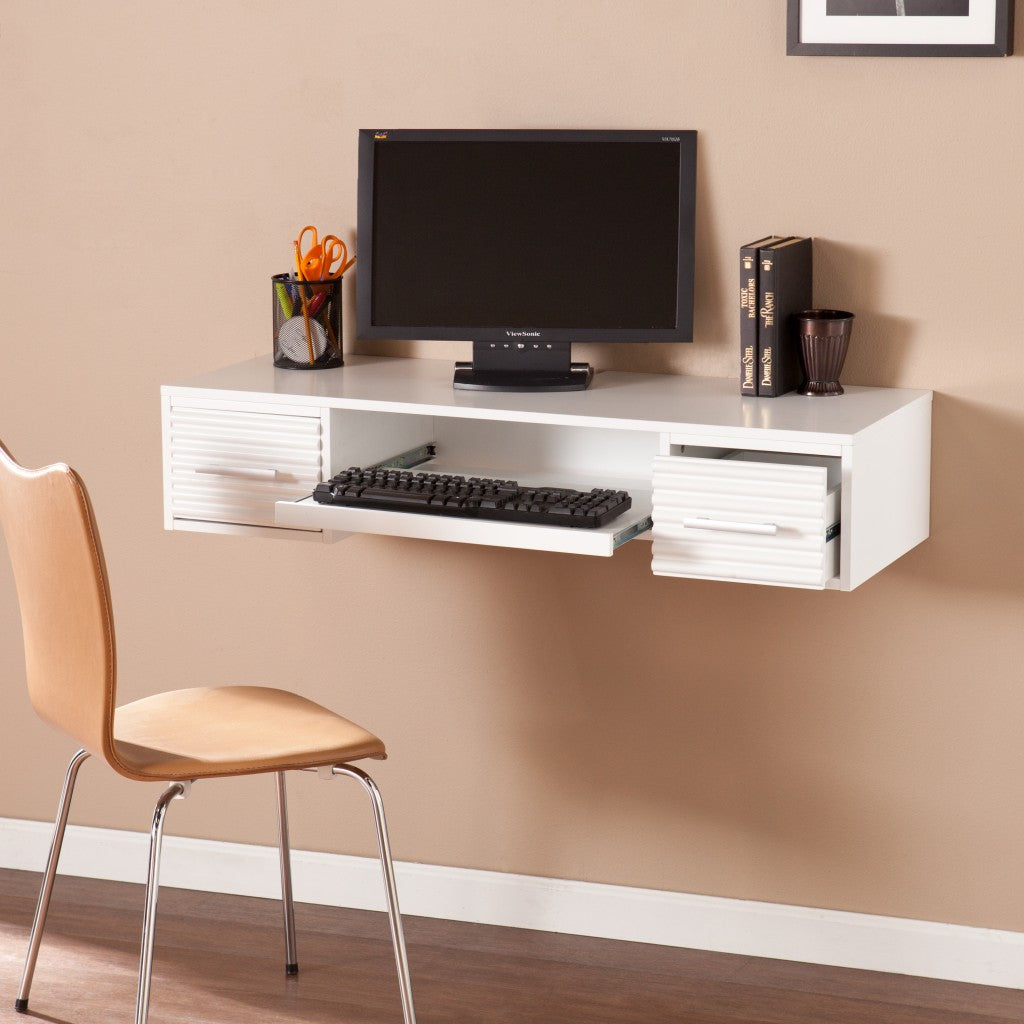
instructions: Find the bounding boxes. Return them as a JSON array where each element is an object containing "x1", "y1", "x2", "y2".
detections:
[
  {"x1": 114, "y1": 685, "x2": 387, "y2": 781},
  {"x1": 0, "y1": 440, "x2": 416, "y2": 1024}
]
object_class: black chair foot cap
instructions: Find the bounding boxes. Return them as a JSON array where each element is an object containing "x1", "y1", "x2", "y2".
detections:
[
  {"x1": 14, "y1": 998, "x2": 28, "y2": 1013},
  {"x1": 286, "y1": 963, "x2": 299, "y2": 976}
]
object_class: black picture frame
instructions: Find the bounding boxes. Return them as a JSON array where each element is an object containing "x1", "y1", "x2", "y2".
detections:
[{"x1": 787, "y1": 0, "x2": 1014, "y2": 55}]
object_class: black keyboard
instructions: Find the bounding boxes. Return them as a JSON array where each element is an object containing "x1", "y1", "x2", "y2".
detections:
[{"x1": 313, "y1": 468, "x2": 632, "y2": 529}]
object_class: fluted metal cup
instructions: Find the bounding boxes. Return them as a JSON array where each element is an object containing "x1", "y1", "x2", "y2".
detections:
[{"x1": 796, "y1": 309, "x2": 854, "y2": 397}]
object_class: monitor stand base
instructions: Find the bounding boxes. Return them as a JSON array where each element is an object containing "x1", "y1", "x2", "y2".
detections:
[
  {"x1": 453, "y1": 363, "x2": 594, "y2": 392},
  {"x1": 453, "y1": 342, "x2": 594, "y2": 392}
]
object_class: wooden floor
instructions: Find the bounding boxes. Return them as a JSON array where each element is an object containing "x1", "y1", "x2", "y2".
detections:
[{"x1": 1, "y1": 868, "x2": 1022, "y2": 1024}]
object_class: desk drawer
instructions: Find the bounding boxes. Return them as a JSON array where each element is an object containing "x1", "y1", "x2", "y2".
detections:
[
  {"x1": 165, "y1": 400, "x2": 324, "y2": 533},
  {"x1": 651, "y1": 451, "x2": 840, "y2": 589}
]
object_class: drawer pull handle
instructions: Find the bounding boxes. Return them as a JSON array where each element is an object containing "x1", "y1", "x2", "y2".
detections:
[
  {"x1": 194, "y1": 466, "x2": 280, "y2": 481},
  {"x1": 682, "y1": 516, "x2": 778, "y2": 536}
]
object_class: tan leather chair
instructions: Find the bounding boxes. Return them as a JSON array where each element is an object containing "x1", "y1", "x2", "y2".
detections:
[{"x1": 0, "y1": 441, "x2": 416, "y2": 1024}]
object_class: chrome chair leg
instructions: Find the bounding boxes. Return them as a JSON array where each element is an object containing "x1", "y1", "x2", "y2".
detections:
[
  {"x1": 275, "y1": 771, "x2": 299, "y2": 975},
  {"x1": 135, "y1": 781, "x2": 188, "y2": 1024},
  {"x1": 15, "y1": 748, "x2": 91, "y2": 1013},
  {"x1": 332, "y1": 764, "x2": 417, "y2": 1024}
]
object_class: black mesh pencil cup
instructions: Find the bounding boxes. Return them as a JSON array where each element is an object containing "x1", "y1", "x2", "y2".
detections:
[{"x1": 272, "y1": 273, "x2": 344, "y2": 369}]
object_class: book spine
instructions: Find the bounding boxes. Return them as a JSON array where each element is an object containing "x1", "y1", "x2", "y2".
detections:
[
  {"x1": 774, "y1": 239, "x2": 813, "y2": 397},
  {"x1": 739, "y1": 246, "x2": 759, "y2": 396},
  {"x1": 757, "y1": 247, "x2": 778, "y2": 396}
]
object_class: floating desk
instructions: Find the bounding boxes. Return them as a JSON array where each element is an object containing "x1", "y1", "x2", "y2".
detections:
[{"x1": 161, "y1": 355, "x2": 931, "y2": 590}]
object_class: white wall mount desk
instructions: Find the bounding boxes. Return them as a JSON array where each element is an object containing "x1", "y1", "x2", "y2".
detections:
[{"x1": 161, "y1": 355, "x2": 931, "y2": 590}]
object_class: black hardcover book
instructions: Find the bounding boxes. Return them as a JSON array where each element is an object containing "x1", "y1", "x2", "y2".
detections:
[
  {"x1": 739, "y1": 236, "x2": 786, "y2": 396},
  {"x1": 757, "y1": 236, "x2": 813, "y2": 397}
]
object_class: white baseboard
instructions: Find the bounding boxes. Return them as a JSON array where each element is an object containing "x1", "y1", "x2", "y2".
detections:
[{"x1": 2, "y1": 815, "x2": 1022, "y2": 990}]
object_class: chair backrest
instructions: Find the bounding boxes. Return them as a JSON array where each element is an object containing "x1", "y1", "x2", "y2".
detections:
[{"x1": 0, "y1": 441, "x2": 118, "y2": 764}]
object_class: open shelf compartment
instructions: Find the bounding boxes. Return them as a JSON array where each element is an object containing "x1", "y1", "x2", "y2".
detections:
[{"x1": 274, "y1": 412, "x2": 657, "y2": 556}]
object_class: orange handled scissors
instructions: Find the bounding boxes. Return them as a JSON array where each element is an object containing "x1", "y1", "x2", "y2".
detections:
[
  {"x1": 320, "y1": 236, "x2": 353, "y2": 280},
  {"x1": 296, "y1": 225, "x2": 356, "y2": 282}
]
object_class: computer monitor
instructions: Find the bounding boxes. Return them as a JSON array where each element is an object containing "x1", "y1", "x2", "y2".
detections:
[{"x1": 356, "y1": 129, "x2": 697, "y2": 392}]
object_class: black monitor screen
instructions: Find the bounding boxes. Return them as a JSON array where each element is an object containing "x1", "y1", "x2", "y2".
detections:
[{"x1": 363, "y1": 136, "x2": 692, "y2": 336}]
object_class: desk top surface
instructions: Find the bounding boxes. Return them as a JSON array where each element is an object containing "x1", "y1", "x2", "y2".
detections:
[{"x1": 164, "y1": 355, "x2": 931, "y2": 443}]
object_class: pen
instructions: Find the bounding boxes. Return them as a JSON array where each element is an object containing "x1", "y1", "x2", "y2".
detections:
[{"x1": 274, "y1": 277, "x2": 293, "y2": 319}]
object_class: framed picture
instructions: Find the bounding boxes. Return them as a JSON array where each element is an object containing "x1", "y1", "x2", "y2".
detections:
[{"x1": 787, "y1": 0, "x2": 1014, "y2": 55}]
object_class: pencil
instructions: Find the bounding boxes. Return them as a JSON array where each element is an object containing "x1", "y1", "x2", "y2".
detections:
[{"x1": 293, "y1": 241, "x2": 316, "y2": 365}]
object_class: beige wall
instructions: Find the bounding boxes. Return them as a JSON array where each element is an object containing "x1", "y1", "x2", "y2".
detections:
[{"x1": 2, "y1": 2, "x2": 1023, "y2": 933}]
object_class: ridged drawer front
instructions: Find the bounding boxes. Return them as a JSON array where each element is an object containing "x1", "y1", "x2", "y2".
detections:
[
  {"x1": 168, "y1": 403, "x2": 322, "y2": 529},
  {"x1": 651, "y1": 455, "x2": 838, "y2": 589}
]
